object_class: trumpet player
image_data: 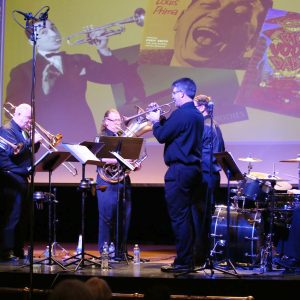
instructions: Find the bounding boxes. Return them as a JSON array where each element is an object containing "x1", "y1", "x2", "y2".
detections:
[
  {"x1": 0, "y1": 103, "x2": 42, "y2": 262},
  {"x1": 6, "y1": 18, "x2": 144, "y2": 142},
  {"x1": 146, "y1": 77, "x2": 205, "y2": 273}
]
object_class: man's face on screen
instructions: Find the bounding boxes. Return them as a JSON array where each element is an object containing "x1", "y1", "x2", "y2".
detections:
[
  {"x1": 36, "y1": 20, "x2": 62, "y2": 52},
  {"x1": 173, "y1": 0, "x2": 266, "y2": 67}
]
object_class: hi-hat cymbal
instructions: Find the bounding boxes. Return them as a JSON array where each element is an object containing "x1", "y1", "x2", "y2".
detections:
[
  {"x1": 238, "y1": 157, "x2": 262, "y2": 163},
  {"x1": 280, "y1": 157, "x2": 300, "y2": 163},
  {"x1": 248, "y1": 172, "x2": 289, "y2": 182}
]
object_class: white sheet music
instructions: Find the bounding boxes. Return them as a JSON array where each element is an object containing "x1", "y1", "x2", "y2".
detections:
[
  {"x1": 110, "y1": 151, "x2": 135, "y2": 171},
  {"x1": 63, "y1": 143, "x2": 101, "y2": 165}
]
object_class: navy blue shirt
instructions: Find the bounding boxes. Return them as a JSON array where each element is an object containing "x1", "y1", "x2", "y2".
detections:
[
  {"x1": 153, "y1": 102, "x2": 204, "y2": 166},
  {"x1": 0, "y1": 119, "x2": 39, "y2": 176},
  {"x1": 201, "y1": 116, "x2": 225, "y2": 173}
]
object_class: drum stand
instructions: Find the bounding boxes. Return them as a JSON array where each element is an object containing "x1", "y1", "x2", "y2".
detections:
[
  {"x1": 259, "y1": 179, "x2": 278, "y2": 272},
  {"x1": 213, "y1": 152, "x2": 245, "y2": 275}
]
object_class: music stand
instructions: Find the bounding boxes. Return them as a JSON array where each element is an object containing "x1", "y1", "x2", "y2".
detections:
[
  {"x1": 62, "y1": 143, "x2": 104, "y2": 270},
  {"x1": 33, "y1": 151, "x2": 71, "y2": 270},
  {"x1": 214, "y1": 151, "x2": 244, "y2": 275},
  {"x1": 98, "y1": 136, "x2": 143, "y2": 261}
]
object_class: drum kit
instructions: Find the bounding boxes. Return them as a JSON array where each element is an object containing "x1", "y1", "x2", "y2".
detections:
[{"x1": 210, "y1": 155, "x2": 300, "y2": 271}]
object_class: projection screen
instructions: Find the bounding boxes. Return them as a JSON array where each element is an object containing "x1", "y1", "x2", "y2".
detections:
[{"x1": 1, "y1": 0, "x2": 300, "y2": 185}]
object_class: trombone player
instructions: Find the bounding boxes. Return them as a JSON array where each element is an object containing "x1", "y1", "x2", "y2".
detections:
[{"x1": 0, "y1": 103, "x2": 42, "y2": 261}]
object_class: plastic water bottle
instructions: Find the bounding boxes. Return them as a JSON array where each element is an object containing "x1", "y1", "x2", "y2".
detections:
[
  {"x1": 44, "y1": 246, "x2": 49, "y2": 258},
  {"x1": 133, "y1": 244, "x2": 140, "y2": 264},
  {"x1": 108, "y1": 242, "x2": 115, "y2": 260},
  {"x1": 76, "y1": 234, "x2": 82, "y2": 254},
  {"x1": 101, "y1": 242, "x2": 109, "y2": 270}
]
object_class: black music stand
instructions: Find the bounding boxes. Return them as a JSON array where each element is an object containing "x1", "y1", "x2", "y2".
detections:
[
  {"x1": 62, "y1": 143, "x2": 104, "y2": 270},
  {"x1": 98, "y1": 136, "x2": 143, "y2": 262},
  {"x1": 214, "y1": 151, "x2": 244, "y2": 275},
  {"x1": 33, "y1": 151, "x2": 71, "y2": 270}
]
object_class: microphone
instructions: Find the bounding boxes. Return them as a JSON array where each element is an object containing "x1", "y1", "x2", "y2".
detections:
[
  {"x1": 207, "y1": 100, "x2": 214, "y2": 113},
  {"x1": 15, "y1": 10, "x2": 38, "y2": 21}
]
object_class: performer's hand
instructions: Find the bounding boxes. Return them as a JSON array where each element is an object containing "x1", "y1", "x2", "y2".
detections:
[
  {"x1": 87, "y1": 28, "x2": 112, "y2": 56},
  {"x1": 146, "y1": 102, "x2": 160, "y2": 124}
]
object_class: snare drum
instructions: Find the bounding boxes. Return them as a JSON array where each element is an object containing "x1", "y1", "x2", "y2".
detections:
[{"x1": 211, "y1": 205, "x2": 262, "y2": 265}]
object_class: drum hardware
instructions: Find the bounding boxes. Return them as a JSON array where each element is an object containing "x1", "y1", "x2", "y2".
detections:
[
  {"x1": 280, "y1": 154, "x2": 300, "y2": 190},
  {"x1": 238, "y1": 156, "x2": 262, "y2": 174}
]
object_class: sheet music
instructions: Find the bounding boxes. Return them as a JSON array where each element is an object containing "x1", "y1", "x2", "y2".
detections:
[
  {"x1": 63, "y1": 143, "x2": 101, "y2": 165},
  {"x1": 110, "y1": 151, "x2": 136, "y2": 171}
]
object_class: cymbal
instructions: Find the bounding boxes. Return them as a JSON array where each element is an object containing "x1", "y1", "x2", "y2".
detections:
[
  {"x1": 274, "y1": 181, "x2": 293, "y2": 191},
  {"x1": 280, "y1": 157, "x2": 300, "y2": 163},
  {"x1": 238, "y1": 157, "x2": 262, "y2": 163},
  {"x1": 248, "y1": 172, "x2": 289, "y2": 182}
]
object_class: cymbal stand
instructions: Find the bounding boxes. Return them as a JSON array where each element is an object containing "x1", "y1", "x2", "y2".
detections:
[
  {"x1": 260, "y1": 180, "x2": 277, "y2": 272},
  {"x1": 64, "y1": 164, "x2": 102, "y2": 270}
]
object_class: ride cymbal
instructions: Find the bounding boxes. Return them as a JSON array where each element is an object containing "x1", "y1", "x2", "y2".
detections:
[
  {"x1": 238, "y1": 157, "x2": 262, "y2": 163},
  {"x1": 280, "y1": 157, "x2": 300, "y2": 163}
]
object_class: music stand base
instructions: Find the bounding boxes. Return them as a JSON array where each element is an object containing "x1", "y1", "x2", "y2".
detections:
[{"x1": 63, "y1": 251, "x2": 102, "y2": 270}]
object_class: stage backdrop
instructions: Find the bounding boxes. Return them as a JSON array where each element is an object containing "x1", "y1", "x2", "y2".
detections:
[{"x1": 1, "y1": 0, "x2": 300, "y2": 185}]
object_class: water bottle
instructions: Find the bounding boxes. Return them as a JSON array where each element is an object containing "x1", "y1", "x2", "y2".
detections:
[
  {"x1": 133, "y1": 244, "x2": 140, "y2": 264},
  {"x1": 101, "y1": 242, "x2": 109, "y2": 270},
  {"x1": 76, "y1": 234, "x2": 82, "y2": 254},
  {"x1": 44, "y1": 246, "x2": 49, "y2": 258},
  {"x1": 108, "y1": 242, "x2": 115, "y2": 260}
]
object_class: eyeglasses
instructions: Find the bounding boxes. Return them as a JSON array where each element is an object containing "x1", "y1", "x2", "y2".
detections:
[{"x1": 106, "y1": 118, "x2": 122, "y2": 122}]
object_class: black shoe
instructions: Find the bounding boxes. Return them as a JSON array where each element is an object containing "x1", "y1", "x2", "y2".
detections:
[
  {"x1": 273, "y1": 256, "x2": 299, "y2": 270},
  {"x1": 161, "y1": 263, "x2": 193, "y2": 273},
  {"x1": 14, "y1": 248, "x2": 25, "y2": 259}
]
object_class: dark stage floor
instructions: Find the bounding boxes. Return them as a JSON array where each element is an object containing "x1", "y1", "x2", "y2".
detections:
[{"x1": 0, "y1": 243, "x2": 300, "y2": 300}]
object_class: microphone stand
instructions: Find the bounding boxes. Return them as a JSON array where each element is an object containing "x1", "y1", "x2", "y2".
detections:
[{"x1": 15, "y1": 9, "x2": 49, "y2": 296}]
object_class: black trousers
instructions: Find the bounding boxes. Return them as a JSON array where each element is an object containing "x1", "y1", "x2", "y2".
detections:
[{"x1": 0, "y1": 171, "x2": 29, "y2": 255}]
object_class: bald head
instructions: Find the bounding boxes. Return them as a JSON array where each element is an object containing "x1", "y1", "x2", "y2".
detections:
[{"x1": 13, "y1": 103, "x2": 32, "y2": 130}]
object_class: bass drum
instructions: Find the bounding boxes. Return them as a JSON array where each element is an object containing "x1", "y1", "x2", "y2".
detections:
[{"x1": 211, "y1": 205, "x2": 263, "y2": 265}]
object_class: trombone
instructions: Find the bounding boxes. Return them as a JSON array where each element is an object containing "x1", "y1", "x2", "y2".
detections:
[
  {"x1": 123, "y1": 100, "x2": 175, "y2": 125},
  {"x1": 3, "y1": 102, "x2": 78, "y2": 176},
  {"x1": 0, "y1": 136, "x2": 23, "y2": 155},
  {"x1": 66, "y1": 8, "x2": 145, "y2": 46}
]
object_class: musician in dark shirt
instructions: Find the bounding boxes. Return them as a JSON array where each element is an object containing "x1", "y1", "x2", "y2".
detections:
[
  {"x1": 147, "y1": 77, "x2": 205, "y2": 272},
  {"x1": 0, "y1": 104, "x2": 42, "y2": 261},
  {"x1": 194, "y1": 95, "x2": 225, "y2": 208}
]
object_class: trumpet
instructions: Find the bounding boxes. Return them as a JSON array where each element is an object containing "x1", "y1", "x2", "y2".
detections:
[
  {"x1": 123, "y1": 100, "x2": 175, "y2": 126},
  {"x1": 0, "y1": 136, "x2": 23, "y2": 155},
  {"x1": 66, "y1": 8, "x2": 145, "y2": 46},
  {"x1": 3, "y1": 102, "x2": 78, "y2": 176}
]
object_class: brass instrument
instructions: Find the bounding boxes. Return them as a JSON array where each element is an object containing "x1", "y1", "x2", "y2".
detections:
[
  {"x1": 0, "y1": 135, "x2": 23, "y2": 155},
  {"x1": 123, "y1": 100, "x2": 175, "y2": 125},
  {"x1": 98, "y1": 152, "x2": 147, "y2": 184},
  {"x1": 66, "y1": 8, "x2": 145, "y2": 46},
  {"x1": 3, "y1": 102, "x2": 78, "y2": 176}
]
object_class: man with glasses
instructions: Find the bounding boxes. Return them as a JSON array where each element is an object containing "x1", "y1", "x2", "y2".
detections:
[{"x1": 147, "y1": 78, "x2": 205, "y2": 272}]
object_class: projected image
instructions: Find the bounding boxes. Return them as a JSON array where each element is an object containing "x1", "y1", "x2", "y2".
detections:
[
  {"x1": 235, "y1": 9, "x2": 300, "y2": 117},
  {"x1": 5, "y1": 16, "x2": 146, "y2": 143},
  {"x1": 139, "y1": 0, "x2": 273, "y2": 69}
]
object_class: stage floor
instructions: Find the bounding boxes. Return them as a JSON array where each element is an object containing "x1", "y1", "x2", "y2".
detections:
[{"x1": 0, "y1": 243, "x2": 299, "y2": 300}]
